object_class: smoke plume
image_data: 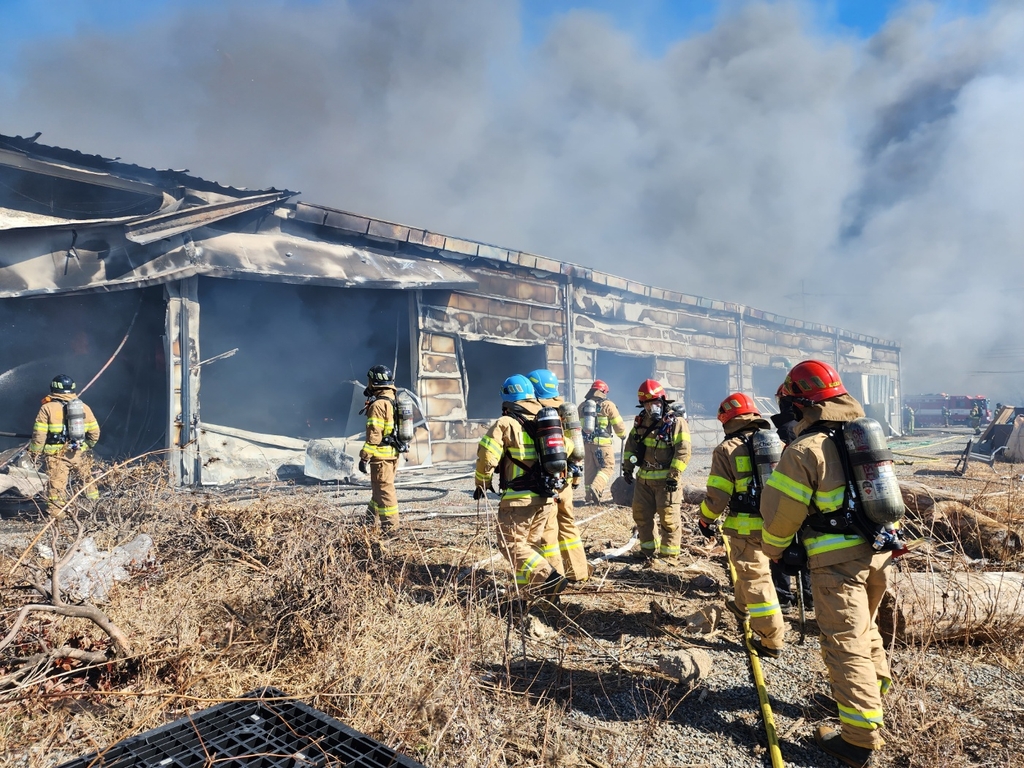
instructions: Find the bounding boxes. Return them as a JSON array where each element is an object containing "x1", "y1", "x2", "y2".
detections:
[{"x1": 4, "y1": 0, "x2": 1023, "y2": 401}]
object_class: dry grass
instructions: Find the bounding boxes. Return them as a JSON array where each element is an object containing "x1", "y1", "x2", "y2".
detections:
[{"x1": 1, "y1": 456, "x2": 1023, "y2": 768}]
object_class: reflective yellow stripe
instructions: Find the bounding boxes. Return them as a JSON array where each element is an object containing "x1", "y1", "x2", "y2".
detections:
[
  {"x1": 659, "y1": 543, "x2": 680, "y2": 556},
  {"x1": 747, "y1": 600, "x2": 780, "y2": 618},
  {"x1": 879, "y1": 677, "x2": 892, "y2": 695},
  {"x1": 734, "y1": 477, "x2": 751, "y2": 493},
  {"x1": 837, "y1": 702, "x2": 883, "y2": 730},
  {"x1": 540, "y1": 542, "x2": 559, "y2": 558},
  {"x1": 479, "y1": 434, "x2": 502, "y2": 462},
  {"x1": 638, "y1": 468, "x2": 670, "y2": 480},
  {"x1": 722, "y1": 513, "x2": 763, "y2": 535},
  {"x1": 766, "y1": 471, "x2": 812, "y2": 505},
  {"x1": 814, "y1": 486, "x2": 846, "y2": 512},
  {"x1": 559, "y1": 537, "x2": 583, "y2": 552},
  {"x1": 366, "y1": 417, "x2": 390, "y2": 428},
  {"x1": 516, "y1": 553, "x2": 546, "y2": 585},
  {"x1": 640, "y1": 539, "x2": 658, "y2": 552},
  {"x1": 707, "y1": 475, "x2": 734, "y2": 494},
  {"x1": 362, "y1": 442, "x2": 398, "y2": 458},
  {"x1": 700, "y1": 500, "x2": 719, "y2": 521},
  {"x1": 762, "y1": 529, "x2": 793, "y2": 549},
  {"x1": 804, "y1": 532, "x2": 865, "y2": 556}
]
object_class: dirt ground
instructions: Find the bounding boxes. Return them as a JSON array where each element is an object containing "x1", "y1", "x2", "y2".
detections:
[{"x1": 1, "y1": 424, "x2": 1023, "y2": 768}]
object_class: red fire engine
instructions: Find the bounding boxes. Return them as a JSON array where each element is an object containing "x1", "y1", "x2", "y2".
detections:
[{"x1": 903, "y1": 394, "x2": 990, "y2": 428}]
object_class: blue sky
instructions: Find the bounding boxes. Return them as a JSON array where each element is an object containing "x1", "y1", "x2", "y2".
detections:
[{"x1": 0, "y1": 0, "x2": 975, "y2": 70}]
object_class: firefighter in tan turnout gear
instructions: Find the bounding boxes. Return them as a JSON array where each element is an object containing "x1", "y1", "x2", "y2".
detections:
[
  {"x1": 474, "y1": 375, "x2": 568, "y2": 598},
  {"x1": 28, "y1": 374, "x2": 100, "y2": 514},
  {"x1": 622, "y1": 379, "x2": 691, "y2": 560},
  {"x1": 579, "y1": 380, "x2": 627, "y2": 504},
  {"x1": 760, "y1": 360, "x2": 894, "y2": 768},
  {"x1": 697, "y1": 393, "x2": 785, "y2": 658},
  {"x1": 528, "y1": 369, "x2": 590, "y2": 583},
  {"x1": 359, "y1": 365, "x2": 402, "y2": 533}
]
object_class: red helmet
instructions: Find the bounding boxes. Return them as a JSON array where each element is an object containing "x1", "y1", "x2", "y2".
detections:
[
  {"x1": 591, "y1": 380, "x2": 609, "y2": 393},
  {"x1": 637, "y1": 379, "x2": 665, "y2": 403},
  {"x1": 784, "y1": 360, "x2": 847, "y2": 403},
  {"x1": 718, "y1": 392, "x2": 759, "y2": 424}
]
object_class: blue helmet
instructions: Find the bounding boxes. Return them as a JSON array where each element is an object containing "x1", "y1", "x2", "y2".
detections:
[
  {"x1": 501, "y1": 374, "x2": 535, "y2": 402},
  {"x1": 527, "y1": 369, "x2": 560, "y2": 399}
]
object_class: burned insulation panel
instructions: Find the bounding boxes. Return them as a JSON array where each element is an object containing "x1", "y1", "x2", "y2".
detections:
[
  {"x1": 197, "y1": 279, "x2": 411, "y2": 439},
  {"x1": 0, "y1": 287, "x2": 166, "y2": 457}
]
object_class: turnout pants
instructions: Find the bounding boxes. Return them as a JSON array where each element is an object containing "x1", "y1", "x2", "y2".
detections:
[
  {"x1": 811, "y1": 551, "x2": 892, "y2": 749},
  {"x1": 44, "y1": 449, "x2": 98, "y2": 510},
  {"x1": 583, "y1": 441, "x2": 615, "y2": 502},
  {"x1": 725, "y1": 529, "x2": 785, "y2": 649},
  {"x1": 368, "y1": 458, "x2": 399, "y2": 531},
  {"x1": 538, "y1": 485, "x2": 591, "y2": 581},
  {"x1": 631, "y1": 478, "x2": 682, "y2": 558},
  {"x1": 496, "y1": 500, "x2": 556, "y2": 592}
]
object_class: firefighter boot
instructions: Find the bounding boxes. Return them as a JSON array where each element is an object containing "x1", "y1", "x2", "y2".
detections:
[
  {"x1": 814, "y1": 726, "x2": 876, "y2": 768},
  {"x1": 532, "y1": 571, "x2": 569, "y2": 620}
]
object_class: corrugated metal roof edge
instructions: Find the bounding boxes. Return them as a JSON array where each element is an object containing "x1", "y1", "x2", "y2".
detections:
[
  {"x1": 289, "y1": 201, "x2": 900, "y2": 350},
  {"x1": 0, "y1": 133, "x2": 297, "y2": 199}
]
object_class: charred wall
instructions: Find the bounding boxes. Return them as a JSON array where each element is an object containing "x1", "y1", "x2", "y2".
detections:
[{"x1": 414, "y1": 263, "x2": 900, "y2": 461}]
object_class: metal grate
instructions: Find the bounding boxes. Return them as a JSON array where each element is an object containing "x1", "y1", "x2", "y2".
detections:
[{"x1": 58, "y1": 688, "x2": 426, "y2": 768}]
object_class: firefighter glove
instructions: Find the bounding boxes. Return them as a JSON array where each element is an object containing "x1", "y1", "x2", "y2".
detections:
[
  {"x1": 358, "y1": 459, "x2": 368, "y2": 474},
  {"x1": 473, "y1": 486, "x2": 486, "y2": 501},
  {"x1": 621, "y1": 468, "x2": 633, "y2": 485},
  {"x1": 665, "y1": 477, "x2": 678, "y2": 494},
  {"x1": 697, "y1": 518, "x2": 717, "y2": 539}
]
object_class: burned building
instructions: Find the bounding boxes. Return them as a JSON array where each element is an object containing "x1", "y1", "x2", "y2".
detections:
[{"x1": 0, "y1": 133, "x2": 901, "y2": 485}]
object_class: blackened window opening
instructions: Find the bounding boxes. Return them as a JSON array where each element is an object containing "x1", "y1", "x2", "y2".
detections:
[
  {"x1": 0, "y1": 287, "x2": 167, "y2": 457},
  {"x1": 463, "y1": 340, "x2": 546, "y2": 419},
  {"x1": 593, "y1": 351, "x2": 654, "y2": 413},
  {"x1": 685, "y1": 359, "x2": 730, "y2": 417},
  {"x1": 198, "y1": 279, "x2": 410, "y2": 438}
]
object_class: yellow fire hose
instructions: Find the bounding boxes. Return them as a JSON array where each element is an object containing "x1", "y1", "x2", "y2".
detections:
[{"x1": 722, "y1": 534, "x2": 785, "y2": 768}]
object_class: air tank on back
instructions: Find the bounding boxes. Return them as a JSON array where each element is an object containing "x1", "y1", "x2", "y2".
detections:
[
  {"x1": 535, "y1": 407, "x2": 568, "y2": 476},
  {"x1": 844, "y1": 417, "x2": 904, "y2": 525},
  {"x1": 66, "y1": 398, "x2": 86, "y2": 443},
  {"x1": 558, "y1": 402, "x2": 585, "y2": 463},
  {"x1": 580, "y1": 399, "x2": 597, "y2": 435},
  {"x1": 395, "y1": 390, "x2": 415, "y2": 448},
  {"x1": 752, "y1": 429, "x2": 783, "y2": 489}
]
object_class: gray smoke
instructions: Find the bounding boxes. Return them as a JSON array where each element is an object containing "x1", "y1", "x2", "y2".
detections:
[{"x1": 4, "y1": 0, "x2": 1023, "y2": 401}]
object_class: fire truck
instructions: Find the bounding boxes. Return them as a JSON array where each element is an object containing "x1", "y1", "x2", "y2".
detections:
[{"x1": 903, "y1": 394, "x2": 990, "y2": 428}]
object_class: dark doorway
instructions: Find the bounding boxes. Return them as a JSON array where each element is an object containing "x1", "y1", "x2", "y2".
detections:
[
  {"x1": 198, "y1": 279, "x2": 411, "y2": 438},
  {"x1": 463, "y1": 340, "x2": 546, "y2": 419},
  {"x1": 0, "y1": 287, "x2": 167, "y2": 458},
  {"x1": 753, "y1": 366, "x2": 787, "y2": 400},
  {"x1": 594, "y1": 351, "x2": 654, "y2": 413},
  {"x1": 685, "y1": 359, "x2": 730, "y2": 417}
]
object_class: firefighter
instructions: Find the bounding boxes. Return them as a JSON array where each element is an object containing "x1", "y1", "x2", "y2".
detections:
[
  {"x1": 768, "y1": 384, "x2": 813, "y2": 614},
  {"x1": 903, "y1": 404, "x2": 915, "y2": 436},
  {"x1": 474, "y1": 375, "x2": 568, "y2": 598},
  {"x1": 760, "y1": 360, "x2": 891, "y2": 767},
  {"x1": 941, "y1": 405, "x2": 950, "y2": 427},
  {"x1": 359, "y1": 365, "x2": 401, "y2": 533},
  {"x1": 528, "y1": 369, "x2": 590, "y2": 582},
  {"x1": 579, "y1": 380, "x2": 628, "y2": 504},
  {"x1": 28, "y1": 375, "x2": 100, "y2": 515},
  {"x1": 697, "y1": 393, "x2": 785, "y2": 657},
  {"x1": 970, "y1": 403, "x2": 982, "y2": 435},
  {"x1": 622, "y1": 380, "x2": 691, "y2": 560}
]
